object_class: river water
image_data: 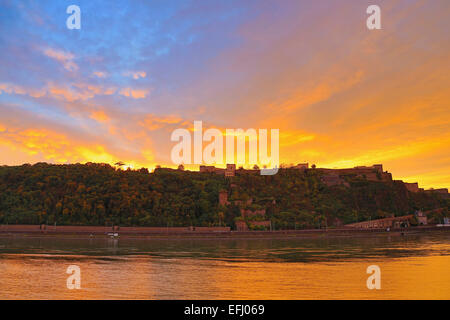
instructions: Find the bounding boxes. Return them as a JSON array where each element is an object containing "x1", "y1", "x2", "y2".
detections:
[{"x1": 0, "y1": 231, "x2": 449, "y2": 299}]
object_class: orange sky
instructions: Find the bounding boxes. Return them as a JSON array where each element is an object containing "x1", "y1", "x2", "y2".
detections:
[{"x1": 0, "y1": 0, "x2": 449, "y2": 189}]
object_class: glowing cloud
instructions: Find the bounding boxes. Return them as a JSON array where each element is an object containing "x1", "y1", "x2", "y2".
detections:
[
  {"x1": 119, "y1": 88, "x2": 150, "y2": 99},
  {"x1": 92, "y1": 71, "x2": 108, "y2": 78},
  {"x1": 43, "y1": 48, "x2": 78, "y2": 72},
  {"x1": 123, "y1": 71, "x2": 147, "y2": 79}
]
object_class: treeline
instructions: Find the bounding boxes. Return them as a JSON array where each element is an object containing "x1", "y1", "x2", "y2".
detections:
[{"x1": 0, "y1": 163, "x2": 448, "y2": 229}]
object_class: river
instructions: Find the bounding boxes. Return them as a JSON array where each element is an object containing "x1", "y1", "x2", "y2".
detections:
[{"x1": 0, "y1": 231, "x2": 449, "y2": 299}]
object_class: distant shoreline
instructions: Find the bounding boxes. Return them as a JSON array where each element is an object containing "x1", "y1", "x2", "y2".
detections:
[{"x1": 1, "y1": 224, "x2": 449, "y2": 241}]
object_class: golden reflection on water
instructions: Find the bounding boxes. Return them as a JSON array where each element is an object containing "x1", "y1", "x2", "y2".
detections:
[{"x1": 0, "y1": 234, "x2": 450, "y2": 299}]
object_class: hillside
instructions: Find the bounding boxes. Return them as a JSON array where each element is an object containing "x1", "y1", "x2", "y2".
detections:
[{"x1": 0, "y1": 163, "x2": 448, "y2": 229}]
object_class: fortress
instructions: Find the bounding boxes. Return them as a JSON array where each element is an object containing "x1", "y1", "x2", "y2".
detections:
[
  {"x1": 400, "y1": 183, "x2": 448, "y2": 197},
  {"x1": 200, "y1": 163, "x2": 237, "y2": 176},
  {"x1": 317, "y1": 164, "x2": 392, "y2": 186},
  {"x1": 200, "y1": 162, "x2": 448, "y2": 196},
  {"x1": 207, "y1": 162, "x2": 448, "y2": 230},
  {"x1": 200, "y1": 163, "x2": 392, "y2": 183}
]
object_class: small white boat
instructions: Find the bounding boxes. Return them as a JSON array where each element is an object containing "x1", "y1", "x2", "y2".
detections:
[{"x1": 107, "y1": 232, "x2": 120, "y2": 238}]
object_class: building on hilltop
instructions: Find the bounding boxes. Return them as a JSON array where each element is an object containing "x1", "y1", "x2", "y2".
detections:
[
  {"x1": 317, "y1": 164, "x2": 392, "y2": 182},
  {"x1": 199, "y1": 164, "x2": 233, "y2": 176},
  {"x1": 200, "y1": 164, "x2": 261, "y2": 176},
  {"x1": 321, "y1": 174, "x2": 349, "y2": 187},
  {"x1": 153, "y1": 167, "x2": 178, "y2": 173},
  {"x1": 225, "y1": 164, "x2": 236, "y2": 176},
  {"x1": 424, "y1": 188, "x2": 449, "y2": 195},
  {"x1": 200, "y1": 163, "x2": 401, "y2": 184},
  {"x1": 373, "y1": 164, "x2": 383, "y2": 172},
  {"x1": 293, "y1": 163, "x2": 309, "y2": 170},
  {"x1": 199, "y1": 165, "x2": 216, "y2": 173},
  {"x1": 404, "y1": 182, "x2": 420, "y2": 193},
  {"x1": 236, "y1": 167, "x2": 259, "y2": 175}
]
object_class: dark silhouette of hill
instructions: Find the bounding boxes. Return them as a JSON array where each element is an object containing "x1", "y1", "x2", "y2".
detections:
[{"x1": 0, "y1": 163, "x2": 448, "y2": 228}]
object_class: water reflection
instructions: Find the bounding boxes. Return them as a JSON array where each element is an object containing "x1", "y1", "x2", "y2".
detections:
[{"x1": 0, "y1": 232, "x2": 449, "y2": 299}]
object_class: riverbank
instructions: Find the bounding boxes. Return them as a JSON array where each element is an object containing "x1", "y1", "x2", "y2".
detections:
[{"x1": 1, "y1": 224, "x2": 449, "y2": 240}]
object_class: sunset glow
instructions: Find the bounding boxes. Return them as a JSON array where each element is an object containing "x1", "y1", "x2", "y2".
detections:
[{"x1": 0, "y1": 0, "x2": 449, "y2": 189}]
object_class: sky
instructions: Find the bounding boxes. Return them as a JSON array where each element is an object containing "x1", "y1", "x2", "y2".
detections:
[{"x1": 0, "y1": 0, "x2": 449, "y2": 189}]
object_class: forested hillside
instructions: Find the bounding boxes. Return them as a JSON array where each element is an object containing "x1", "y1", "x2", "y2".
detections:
[{"x1": 0, "y1": 163, "x2": 448, "y2": 228}]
